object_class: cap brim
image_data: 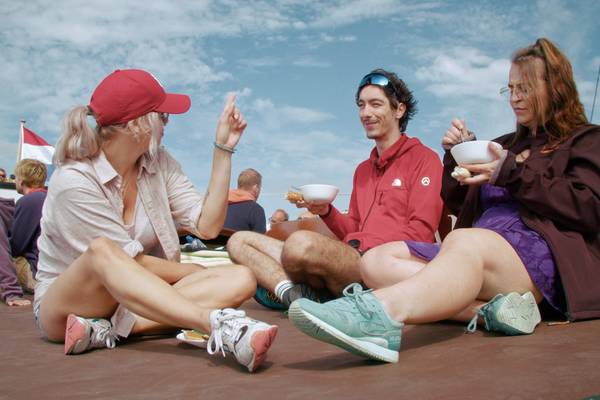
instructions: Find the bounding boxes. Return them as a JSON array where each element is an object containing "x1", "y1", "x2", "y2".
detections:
[{"x1": 155, "y1": 93, "x2": 191, "y2": 114}]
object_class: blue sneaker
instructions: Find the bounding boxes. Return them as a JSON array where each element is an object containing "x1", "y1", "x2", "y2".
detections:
[
  {"x1": 467, "y1": 291, "x2": 541, "y2": 335},
  {"x1": 288, "y1": 283, "x2": 402, "y2": 363},
  {"x1": 254, "y1": 286, "x2": 288, "y2": 310}
]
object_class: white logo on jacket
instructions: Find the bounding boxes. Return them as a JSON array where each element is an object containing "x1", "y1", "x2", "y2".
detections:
[
  {"x1": 421, "y1": 177, "x2": 430, "y2": 186},
  {"x1": 392, "y1": 178, "x2": 402, "y2": 187}
]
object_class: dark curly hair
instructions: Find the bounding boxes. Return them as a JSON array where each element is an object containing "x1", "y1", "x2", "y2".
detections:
[{"x1": 355, "y1": 68, "x2": 418, "y2": 132}]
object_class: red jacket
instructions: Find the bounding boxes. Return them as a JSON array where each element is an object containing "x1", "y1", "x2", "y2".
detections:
[{"x1": 323, "y1": 134, "x2": 443, "y2": 252}]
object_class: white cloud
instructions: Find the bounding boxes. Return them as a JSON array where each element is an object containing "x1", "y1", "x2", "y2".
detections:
[
  {"x1": 250, "y1": 98, "x2": 335, "y2": 130},
  {"x1": 415, "y1": 47, "x2": 510, "y2": 101},
  {"x1": 292, "y1": 57, "x2": 331, "y2": 68},
  {"x1": 309, "y1": 0, "x2": 439, "y2": 28}
]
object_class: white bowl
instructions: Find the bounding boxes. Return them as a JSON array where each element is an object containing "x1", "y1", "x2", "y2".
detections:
[
  {"x1": 450, "y1": 140, "x2": 502, "y2": 164},
  {"x1": 299, "y1": 184, "x2": 340, "y2": 204}
]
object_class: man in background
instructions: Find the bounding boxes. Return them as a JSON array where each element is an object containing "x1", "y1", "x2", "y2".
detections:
[
  {"x1": 267, "y1": 208, "x2": 289, "y2": 231},
  {"x1": 10, "y1": 159, "x2": 48, "y2": 293},
  {"x1": 224, "y1": 168, "x2": 266, "y2": 234}
]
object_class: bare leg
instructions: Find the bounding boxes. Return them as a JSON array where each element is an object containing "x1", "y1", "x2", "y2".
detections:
[
  {"x1": 281, "y1": 231, "x2": 361, "y2": 295},
  {"x1": 361, "y1": 241, "x2": 486, "y2": 322},
  {"x1": 371, "y1": 229, "x2": 543, "y2": 324},
  {"x1": 40, "y1": 237, "x2": 255, "y2": 341},
  {"x1": 131, "y1": 265, "x2": 256, "y2": 334},
  {"x1": 227, "y1": 231, "x2": 287, "y2": 292},
  {"x1": 361, "y1": 241, "x2": 427, "y2": 289}
]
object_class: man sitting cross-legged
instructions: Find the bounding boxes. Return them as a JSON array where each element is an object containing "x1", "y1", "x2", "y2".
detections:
[{"x1": 227, "y1": 69, "x2": 443, "y2": 310}]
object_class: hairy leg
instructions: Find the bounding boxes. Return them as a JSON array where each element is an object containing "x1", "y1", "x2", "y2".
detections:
[
  {"x1": 372, "y1": 228, "x2": 543, "y2": 324},
  {"x1": 40, "y1": 237, "x2": 254, "y2": 341},
  {"x1": 227, "y1": 231, "x2": 287, "y2": 292},
  {"x1": 281, "y1": 231, "x2": 361, "y2": 295}
]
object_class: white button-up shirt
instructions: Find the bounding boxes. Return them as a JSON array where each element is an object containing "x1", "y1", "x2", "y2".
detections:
[{"x1": 34, "y1": 148, "x2": 204, "y2": 309}]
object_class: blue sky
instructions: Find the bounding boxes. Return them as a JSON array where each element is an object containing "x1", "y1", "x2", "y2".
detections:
[{"x1": 1, "y1": 0, "x2": 599, "y2": 219}]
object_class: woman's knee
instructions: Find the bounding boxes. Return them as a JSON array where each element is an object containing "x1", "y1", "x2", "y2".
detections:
[
  {"x1": 87, "y1": 237, "x2": 122, "y2": 260},
  {"x1": 224, "y1": 265, "x2": 256, "y2": 306}
]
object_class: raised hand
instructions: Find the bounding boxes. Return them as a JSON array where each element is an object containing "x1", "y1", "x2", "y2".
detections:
[{"x1": 215, "y1": 94, "x2": 248, "y2": 150}]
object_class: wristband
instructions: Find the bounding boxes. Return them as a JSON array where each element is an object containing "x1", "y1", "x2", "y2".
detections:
[{"x1": 214, "y1": 142, "x2": 235, "y2": 153}]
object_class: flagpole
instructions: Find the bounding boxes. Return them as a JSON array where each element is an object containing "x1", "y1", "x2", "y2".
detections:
[{"x1": 17, "y1": 119, "x2": 26, "y2": 164}]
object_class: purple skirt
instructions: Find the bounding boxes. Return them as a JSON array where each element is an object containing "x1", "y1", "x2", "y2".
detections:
[{"x1": 406, "y1": 184, "x2": 566, "y2": 314}]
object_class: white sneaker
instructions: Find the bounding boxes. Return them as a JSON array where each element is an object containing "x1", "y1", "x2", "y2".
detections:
[
  {"x1": 64, "y1": 314, "x2": 117, "y2": 355},
  {"x1": 207, "y1": 309, "x2": 278, "y2": 372}
]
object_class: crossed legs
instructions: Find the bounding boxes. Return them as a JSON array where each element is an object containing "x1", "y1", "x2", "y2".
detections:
[
  {"x1": 227, "y1": 230, "x2": 361, "y2": 297},
  {"x1": 40, "y1": 236, "x2": 255, "y2": 342}
]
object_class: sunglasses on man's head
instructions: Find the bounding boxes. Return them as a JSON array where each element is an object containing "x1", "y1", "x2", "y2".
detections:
[
  {"x1": 358, "y1": 73, "x2": 399, "y2": 100},
  {"x1": 359, "y1": 73, "x2": 391, "y2": 89}
]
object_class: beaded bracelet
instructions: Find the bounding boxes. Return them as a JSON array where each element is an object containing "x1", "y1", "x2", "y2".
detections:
[{"x1": 213, "y1": 142, "x2": 236, "y2": 153}]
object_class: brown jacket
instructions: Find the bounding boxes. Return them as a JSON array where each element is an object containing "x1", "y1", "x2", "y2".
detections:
[{"x1": 442, "y1": 124, "x2": 600, "y2": 321}]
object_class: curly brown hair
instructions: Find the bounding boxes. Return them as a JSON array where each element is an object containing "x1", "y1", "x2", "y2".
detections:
[{"x1": 511, "y1": 38, "x2": 588, "y2": 152}]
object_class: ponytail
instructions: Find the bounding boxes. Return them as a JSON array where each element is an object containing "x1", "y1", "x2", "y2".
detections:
[{"x1": 54, "y1": 106, "x2": 100, "y2": 165}]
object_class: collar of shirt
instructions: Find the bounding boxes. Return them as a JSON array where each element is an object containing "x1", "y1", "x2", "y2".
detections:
[{"x1": 369, "y1": 134, "x2": 408, "y2": 170}]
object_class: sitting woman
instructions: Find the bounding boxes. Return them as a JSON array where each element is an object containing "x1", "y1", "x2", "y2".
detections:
[
  {"x1": 34, "y1": 69, "x2": 277, "y2": 372},
  {"x1": 287, "y1": 38, "x2": 599, "y2": 363}
]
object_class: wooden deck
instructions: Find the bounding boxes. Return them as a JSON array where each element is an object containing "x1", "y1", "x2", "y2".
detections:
[{"x1": 1, "y1": 297, "x2": 599, "y2": 399}]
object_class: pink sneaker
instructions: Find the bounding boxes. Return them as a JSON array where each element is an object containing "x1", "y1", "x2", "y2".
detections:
[{"x1": 64, "y1": 314, "x2": 117, "y2": 355}]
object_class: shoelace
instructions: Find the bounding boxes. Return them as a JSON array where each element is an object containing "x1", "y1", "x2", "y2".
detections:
[
  {"x1": 466, "y1": 294, "x2": 504, "y2": 333},
  {"x1": 207, "y1": 309, "x2": 246, "y2": 357},
  {"x1": 342, "y1": 283, "x2": 374, "y2": 319},
  {"x1": 466, "y1": 314, "x2": 479, "y2": 333},
  {"x1": 90, "y1": 320, "x2": 117, "y2": 349}
]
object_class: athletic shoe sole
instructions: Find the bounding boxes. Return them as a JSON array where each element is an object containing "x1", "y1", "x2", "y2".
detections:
[
  {"x1": 246, "y1": 325, "x2": 278, "y2": 372},
  {"x1": 64, "y1": 314, "x2": 89, "y2": 355},
  {"x1": 288, "y1": 302, "x2": 399, "y2": 363},
  {"x1": 494, "y1": 292, "x2": 541, "y2": 335}
]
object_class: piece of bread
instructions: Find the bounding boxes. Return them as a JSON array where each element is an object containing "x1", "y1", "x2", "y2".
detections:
[{"x1": 451, "y1": 166, "x2": 472, "y2": 180}]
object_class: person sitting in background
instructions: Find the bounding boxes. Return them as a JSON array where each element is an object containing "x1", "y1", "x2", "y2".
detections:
[
  {"x1": 270, "y1": 209, "x2": 288, "y2": 223},
  {"x1": 10, "y1": 159, "x2": 48, "y2": 293},
  {"x1": 0, "y1": 197, "x2": 30, "y2": 306},
  {"x1": 288, "y1": 38, "x2": 600, "y2": 364},
  {"x1": 267, "y1": 209, "x2": 288, "y2": 231},
  {"x1": 223, "y1": 168, "x2": 266, "y2": 234},
  {"x1": 34, "y1": 69, "x2": 277, "y2": 372},
  {"x1": 0, "y1": 168, "x2": 7, "y2": 182},
  {"x1": 227, "y1": 68, "x2": 443, "y2": 311}
]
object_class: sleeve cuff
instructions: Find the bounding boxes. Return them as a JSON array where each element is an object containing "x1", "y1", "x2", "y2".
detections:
[
  {"x1": 123, "y1": 241, "x2": 144, "y2": 258},
  {"x1": 489, "y1": 149, "x2": 509, "y2": 185}
]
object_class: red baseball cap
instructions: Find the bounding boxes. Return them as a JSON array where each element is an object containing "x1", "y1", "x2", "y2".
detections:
[{"x1": 89, "y1": 69, "x2": 191, "y2": 126}]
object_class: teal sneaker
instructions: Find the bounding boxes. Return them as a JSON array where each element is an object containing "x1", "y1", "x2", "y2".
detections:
[
  {"x1": 467, "y1": 291, "x2": 541, "y2": 335},
  {"x1": 254, "y1": 286, "x2": 288, "y2": 310},
  {"x1": 288, "y1": 283, "x2": 402, "y2": 363}
]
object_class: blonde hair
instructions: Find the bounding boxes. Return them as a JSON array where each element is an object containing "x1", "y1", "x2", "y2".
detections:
[
  {"x1": 54, "y1": 107, "x2": 163, "y2": 165},
  {"x1": 15, "y1": 159, "x2": 47, "y2": 188}
]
